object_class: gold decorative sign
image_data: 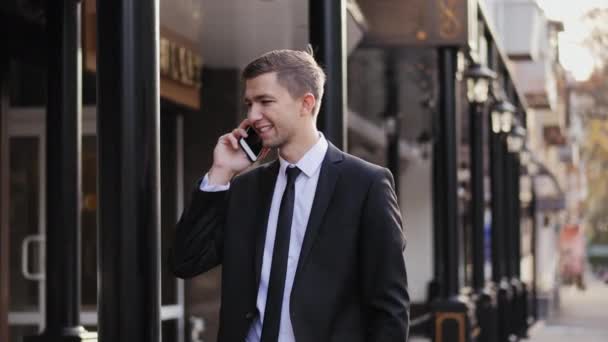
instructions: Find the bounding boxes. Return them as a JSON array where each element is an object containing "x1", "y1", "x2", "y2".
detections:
[
  {"x1": 439, "y1": 0, "x2": 463, "y2": 40},
  {"x1": 358, "y1": 0, "x2": 476, "y2": 47},
  {"x1": 159, "y1": 37, "x2": 202, "y2": 88},
  {"x1": 83, "y1": 0, "x2": 202, "y2": 109}
]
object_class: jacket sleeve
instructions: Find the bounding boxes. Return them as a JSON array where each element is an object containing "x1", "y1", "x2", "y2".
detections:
[
  {"x1": 360, "y1": 168, "x2": 410, "y2": 341},
  {"x1": 170, "y1": 181, "x2": 229, "y2": 278}
]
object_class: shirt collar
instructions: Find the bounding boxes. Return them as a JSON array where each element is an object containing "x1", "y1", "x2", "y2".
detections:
[{"x1": 278, "y1": 133, "x2": 328, "y2": 178}]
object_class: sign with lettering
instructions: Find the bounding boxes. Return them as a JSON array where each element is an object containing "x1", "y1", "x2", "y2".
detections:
[
  {"x1": 358, "y1": 0, "x2": 477, "y2": 48},
  {"x1": 159, "y1": 37, "x2": 203, "y2": 88},
  {"x1": 83, "y1": 0, "x2": 202, "y2": 109}
]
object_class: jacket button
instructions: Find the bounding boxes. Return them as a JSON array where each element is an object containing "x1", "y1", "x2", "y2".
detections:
[{"x1": 245, "y1": 312, "x2": 255, "y2": 320}]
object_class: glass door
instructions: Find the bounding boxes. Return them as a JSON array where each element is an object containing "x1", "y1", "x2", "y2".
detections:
[
  {"x1": 5, "y1": 107, "x2": 185, "y2": 342},
  {"x1": 6, "y1": 108, "x2": 46, "y2": 341}
]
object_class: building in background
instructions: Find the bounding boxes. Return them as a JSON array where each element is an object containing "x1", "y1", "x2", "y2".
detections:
[{"x1": 484, "y1": 0, "x2": 588, "y2": 318}]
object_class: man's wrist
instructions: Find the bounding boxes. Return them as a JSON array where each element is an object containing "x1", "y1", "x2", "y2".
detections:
[{"x1": 208, "y1": 166, "x2": 235, "y2": 185}]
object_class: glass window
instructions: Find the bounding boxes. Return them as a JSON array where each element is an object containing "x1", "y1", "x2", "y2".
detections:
[
  {"x1": 9, "y1": 137, "x2": 40, "y2": 312},
  {"x1": 81, "y1": 135, "x2": 97, "y2": 309},
  {"x1": 162, "y1": 319, "x2": 177, "y2": 342},
  {"x1": 9, "y1": 325, "x2": 39, "y2": 342}
]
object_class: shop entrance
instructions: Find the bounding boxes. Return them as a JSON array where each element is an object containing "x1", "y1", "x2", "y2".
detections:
[{"x1": 2, "y1": 107, "x2": 185, "y2": 342}]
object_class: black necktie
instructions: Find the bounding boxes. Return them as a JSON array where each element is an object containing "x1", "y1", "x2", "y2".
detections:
[{"x1": 261, "y1": 166, "x2": 301, "y2": 342}]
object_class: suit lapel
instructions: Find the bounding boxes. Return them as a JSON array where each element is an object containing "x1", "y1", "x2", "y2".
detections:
[
  {"x1": 253, "y1": 160, "x2": 280, "y2": 287},
  {"x1": 295, "y1": 143, "x2": 343, "y2": 278}
]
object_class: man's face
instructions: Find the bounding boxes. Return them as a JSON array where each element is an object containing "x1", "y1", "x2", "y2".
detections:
[{"x1": 244, "y1": 72, "x2": 302, "y2": 148}]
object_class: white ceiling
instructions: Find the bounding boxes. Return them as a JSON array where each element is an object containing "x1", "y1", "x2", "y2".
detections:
[{"x1": 160, "y1": 0, "x2": 364, "y2": 68}]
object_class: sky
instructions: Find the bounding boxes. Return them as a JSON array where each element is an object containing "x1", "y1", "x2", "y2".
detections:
[{"x1": 536, "y1": 0, "x2": 608, "y2": 80}]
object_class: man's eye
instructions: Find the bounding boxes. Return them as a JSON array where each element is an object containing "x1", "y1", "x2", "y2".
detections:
[{"x1": 262, "y1": 100, "x2": 273, "y2": 105}]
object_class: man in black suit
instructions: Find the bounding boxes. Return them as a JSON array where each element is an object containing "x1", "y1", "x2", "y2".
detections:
[{"x1": 172, "y1": 49, "x2": 409, "y2": 342}]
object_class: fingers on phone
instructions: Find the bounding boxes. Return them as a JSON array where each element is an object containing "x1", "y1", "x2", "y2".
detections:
[
  {"x1": 238, "y1": 118, "x2": 250, "y2": 129},
  {"x1": 233, "y1": 128, "x2": 248, "y2": 138},
  {"x1": 226, "y1": 134, "x2": 239, "y2": 149},
  {"x1": 220, "y1": 133, "x2": 238, "y2": 150}
]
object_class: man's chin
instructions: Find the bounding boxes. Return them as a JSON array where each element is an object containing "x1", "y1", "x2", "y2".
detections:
[{"x1": 262, "y1": 138, "x2": 283, "y2": 149}]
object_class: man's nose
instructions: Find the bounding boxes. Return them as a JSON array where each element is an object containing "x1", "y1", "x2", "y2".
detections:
[{"x1": 247, "y1": 105, "x2": 263, "y2": 123}]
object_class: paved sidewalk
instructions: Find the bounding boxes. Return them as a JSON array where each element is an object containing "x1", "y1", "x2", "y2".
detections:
[{"x1": 528, "y1": 275, "x2": 608, "y2": 342}]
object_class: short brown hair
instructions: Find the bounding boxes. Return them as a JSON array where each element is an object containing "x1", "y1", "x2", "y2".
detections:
[{"x1": 242, "y1": 49, "x2": 326, "y2": 115}]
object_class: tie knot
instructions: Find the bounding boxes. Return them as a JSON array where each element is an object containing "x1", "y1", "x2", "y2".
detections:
[{"x1": 285, "y1": 166, "x2": 301, "y2": 184}]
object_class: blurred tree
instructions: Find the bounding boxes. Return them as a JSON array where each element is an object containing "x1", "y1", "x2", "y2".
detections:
[
  {"x1": 578, "y1": 8, "x2": 608, "y2": 119},
  {"x1": 578, "y1": 8, "x2": 608, "y2": 244},
  {"x1": 584, "y1": 8, "x2": 608, "y2": 66}
]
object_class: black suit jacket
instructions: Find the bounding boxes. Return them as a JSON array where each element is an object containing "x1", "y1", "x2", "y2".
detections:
[{"x1": 171, "y1": 143, "x2": 410, "y2": 341}]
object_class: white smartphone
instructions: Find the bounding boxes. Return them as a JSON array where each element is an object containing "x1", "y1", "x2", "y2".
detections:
[{"x1": 238, "y1": 127, "x2": 263, "y2": 162}]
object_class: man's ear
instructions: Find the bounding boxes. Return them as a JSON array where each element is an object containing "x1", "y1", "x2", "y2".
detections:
[{"x1": 301, "y1": 93, "x2": 316, "y2": 116}]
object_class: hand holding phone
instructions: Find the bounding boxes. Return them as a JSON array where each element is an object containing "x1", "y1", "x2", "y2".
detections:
[{"x1": 209, "y1": 120, "x2": 268, "y2": 185}]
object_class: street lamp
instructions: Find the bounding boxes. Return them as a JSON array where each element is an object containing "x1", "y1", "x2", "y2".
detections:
[
  {"x1": 491, "y1": 99, "x2": 516, "y2": 134},
  {"x1": 507, "y1": 124, "x2": 526, "y2": 153},
  {"x1": 527, "y1": 161, "x2": 540, "y2": 176},
  {"x1": 519, "y1": 149, "x2": 531, "y2": 166},
  {"x1": 463, "y1": 63, "x2": 497, "y2": 103},
  {"x1": 520, "y1": 148, "x2": 540, "y2": 175}
]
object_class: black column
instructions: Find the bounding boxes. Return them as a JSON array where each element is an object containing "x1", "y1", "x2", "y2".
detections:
[
  {"x1": 490, "y1": 136, "x2": 505, "y2": 283},
  {"x1": 434, "y1": 47, "x2": 460, "y2": 297},
  {"x1": 27, "y1": 1, "x2": 96, "y2": 341},
  {"x1": 431, "y1": 48, "x2": 477, "y2": 342},
  {"x1": 96, "y1": 0, "x2": 161, "y2": 341},
  {"x1": 504, "y1": 149, "x2": 522, "y2": 281},
  {"x1": 503, "y1": 147, "x2": 514, "y2": 280},
  {"x1": 384, "y1": 49, "x2": 400, "y2": 196},
  {"x1": 530, "y1": 186, "x2": 538, "y2": 321},
  {"x1": 512, "y1": 155, "x2": 522, "y2": 279},
  {"x1": 309, "y1": 0, "x2": 347, "y2": 150},
  {"x1": 0, "y1": 52, "x2": 10, "y2": 342},
  {"x1": 492, "y1": 129, "x2": 513, "y2": 342},
  {"x1": 510, "y1": 152, "x2": 528, "y2": 338},
  {"x1": 470, "y1": 102, "x2": 485, "y2": 290}
]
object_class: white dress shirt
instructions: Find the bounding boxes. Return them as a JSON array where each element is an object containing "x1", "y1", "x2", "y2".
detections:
[{"x1": 200, "y1": 134, "x2": 328, "y2": 342}]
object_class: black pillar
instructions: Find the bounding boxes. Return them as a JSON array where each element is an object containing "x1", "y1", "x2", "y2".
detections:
[
  {"x1": 489, "y1": 110, "x2": 512, "y2": 342},
  {"x1": 503, "y1": 147, "x2": 514, "y2": 280},
  {"x1": 27, "y1": 1, "x2": 96, "y2": 341},
  {"x1": 471, "y1": 97, "x2": 500, "y2": 342},
  {"x1": 431, "y1": 47, "x2": 476, "y2": 342},
  {"x1": 384, "y1": 49, "x2": 400, "y2": 196},
  {"x1": 503, "y1": 145, "x2": 525, "y2": 340},
  {"x1": 530, "y1": 186, "x2": 538, "y2": 321},
  {"x1": 0, "y1": 51, "x2": 10, "y2": 342},
  {"x1": 96, "y1": 0, "x2": 161, "y2": 341},
  {"x1": 511, "y1": 153, "x2": 528, "y2": 338},
  {"x1": 434, "y1": 47, "x2": 460, "y2": 297},
  {"x1": 490, "y1": 138, "x2": 506, "y2": 282},
  {"x1": 512, "y1": 155, "x2": 522, "y2": 279},
  {"x1": 309, "y1": 0, "x2": 347, "y2": 150},
  {"x1": 470, "y1": 102, "x2": 485, "y2": 291}
]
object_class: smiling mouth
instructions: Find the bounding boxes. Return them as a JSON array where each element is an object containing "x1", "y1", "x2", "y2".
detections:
[{"x1": 256, "y1": 125, "x2": 273, "y2": 134}]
